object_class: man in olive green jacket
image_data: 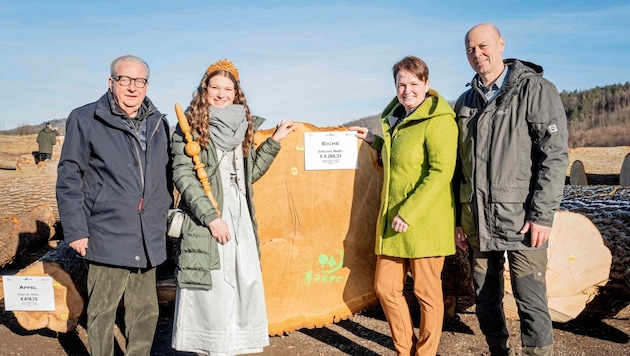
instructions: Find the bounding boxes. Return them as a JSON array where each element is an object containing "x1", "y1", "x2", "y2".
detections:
[
  {"x1": 36, "y1": 122, "x2": 57, "y2": 162},
  {"x1": 454, "y1": 24, "x2": 569, "y2": 356}
]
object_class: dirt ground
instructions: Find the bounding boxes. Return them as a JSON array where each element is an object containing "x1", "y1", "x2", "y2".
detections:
[
  {"x1": 1, "y1": 295, "x2": 629, "y2": 355},
  {"x1": 1, "y1": 135, "x2": 629, "y2": 355}
]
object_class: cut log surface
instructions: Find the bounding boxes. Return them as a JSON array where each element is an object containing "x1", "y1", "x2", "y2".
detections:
[
  {"x1": 10, "y1": 241, "x2": 86, "y2": 333},
  {"x1": 569, "y1": 160, "x2": 588, "y2": 186},
  {"x1": 0, "y1": 204, "x2": 56, "y2": 267},
  {"x1": 0, "y1": 160, "x2": 16, "y2": 170},
  {"x1": 621, "y1": 153, "x2": 630, "y2": 186},
  {"x1": 0, "y1": 167, "x2": 59, "y2": 222},
  {"x1": 504, "y1": 210, "x2": 612, "y2": 322},
  {"x1": 503, "y1": 186, "x2": 630, "y2": 322},
  {"x1": 253, "y1": 123, "x2": 383, "y2": 335},
  {"x1": 561, "y1": 186, "x2": 630, "y2": 286}
]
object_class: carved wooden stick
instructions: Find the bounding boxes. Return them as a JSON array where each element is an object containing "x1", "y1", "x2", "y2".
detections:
[{"x1": 174, "y1": 103, "x2": 221, "y2": 217}]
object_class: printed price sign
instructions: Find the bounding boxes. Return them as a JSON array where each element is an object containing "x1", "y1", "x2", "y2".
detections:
[
  {"x1": 2, "y1": 276, "x2": 55, "y2": 311},
  {"x1": 304, "y1": 131, "x2": 358, "y2": 170}
]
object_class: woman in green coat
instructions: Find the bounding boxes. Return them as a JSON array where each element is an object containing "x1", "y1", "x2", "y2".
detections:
[
  {"x1": 170, "y1": 59, "x2": 296, "y2": 355},
  {"x1": 350, "y1": 56, "x2": 458, "y2": 356}
]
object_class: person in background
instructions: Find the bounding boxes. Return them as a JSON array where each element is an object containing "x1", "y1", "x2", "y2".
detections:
[
  {"x1": 349, "y1": 55, "x2": 458, "y2": 356},
  {"x1": 36, "y1": 122, "x2": 57, "y2": 162},
  {"x1": 56, "y1": 55, "x2": 172, "y2": 355},
  {"x1": 454, "y1": 23, "x2": 569, "y2": 356},
  {"x1": 170, "y1": 58, "x2": 296, "y2": 355}
]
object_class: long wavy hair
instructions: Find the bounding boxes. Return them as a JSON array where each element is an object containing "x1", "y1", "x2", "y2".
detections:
[{"x1": 187, "y1": 70, "x2": 254, "y2": 156}]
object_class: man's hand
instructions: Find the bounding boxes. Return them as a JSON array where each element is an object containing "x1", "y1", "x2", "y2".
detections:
[
  {"x1": 520, "y1": 220, "x2": 551, "y2": 247},
  {"x1": 69, "y1": 237, "x2": 89, "y2": 256},
  {"x1": 455, "y1": 226, "x2": 469, "y2": 251}
]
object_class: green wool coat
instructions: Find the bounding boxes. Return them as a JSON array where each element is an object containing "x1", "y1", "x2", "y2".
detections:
[{"x1": 371, "y1": 89, "x2": 458, "y2": 258}]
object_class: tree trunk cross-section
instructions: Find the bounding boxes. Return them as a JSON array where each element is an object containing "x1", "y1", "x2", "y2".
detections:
[
  {"x1": 253, "y1": 123, "x2": 383, "y2": 335},
  {"x1": 10, "y1": 241, "x2": 86, "y2": 333},
  {"x1": 621, "y1": 153, "x2": 630, "y2": 186},
  {"x1": 503, "y1": 210, "x2": 612, "y2": 322},
  {"x1": 0, "y1": 204, "x2": 56, "y2": 267}
]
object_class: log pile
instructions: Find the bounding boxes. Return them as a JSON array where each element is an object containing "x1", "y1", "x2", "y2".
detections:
[
  {"x1": 1, "y1": 129, "x2": 629, "y2": 334},
  {"x1": 569, "y1": 160, "x2": 588, "y2": 186},
  {"x1": 621, "y1": 153, "x2": 630, "y2": 186},
  {"x1": 503, "y1": 210, "x2": 612, "y2": 322},
  {"x1": 0, "y1": 204, "x2": 57, "y2": 267},
  {"x1": 9, "y1": 241, "x2": 86, "y2": 333},
  {"x1": 560, "y1": 186, "x2": 630, "y2": 289}
]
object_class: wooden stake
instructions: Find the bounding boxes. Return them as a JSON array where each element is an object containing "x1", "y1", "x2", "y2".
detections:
[{"x1": 174, "y1": 103, "x2": 221, "y2": 217}]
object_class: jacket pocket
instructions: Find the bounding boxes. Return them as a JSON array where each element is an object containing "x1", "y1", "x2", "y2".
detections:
[
  {"x1": 525, "y1": 115, "x2": 547, "y2": 145},
  {"x1": 490, "y1": 187, "x2": 530, "y2": 241}
]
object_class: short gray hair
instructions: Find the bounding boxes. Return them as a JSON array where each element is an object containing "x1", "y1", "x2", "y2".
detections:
[{"x1": 110, "y1": 55, "x2": 150, "y2": 79}]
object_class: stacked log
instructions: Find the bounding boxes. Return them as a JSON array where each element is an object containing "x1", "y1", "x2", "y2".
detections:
[
  {"x1": 2, "y1": 129, "x2": 628, "y2": 334},
  {"x1": 569, "y1": 160, "x2": 588, "y2": 186},
  {"x1": 503, "y1": 210, "x2": 612, "y2": 322},
  {"x1": 0, "y1": 170, "x2": 59, "y2": 222},
  {"x1": 0, "y1": 160, "x2": 16, "y2": 170},
  {"x1": 0, "y1": 204, "x2": 57, "y2": 267},
  {"x1": 621, "y1": 153, "x2": 630, "y2": 186},
  {"x1": 560, "y1": 186, "x2": 630, "y2": 289},
  {"x1": 7, "y1": 241, "x2": 86, "y2": 333},
  {"x1": 569, "y1": 160, "x2": 620, "y2": 185}
]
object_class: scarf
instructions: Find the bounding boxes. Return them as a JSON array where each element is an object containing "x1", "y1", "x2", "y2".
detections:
[{"x1": 208, "y1": 104, "x2": 248, "y2": 151}]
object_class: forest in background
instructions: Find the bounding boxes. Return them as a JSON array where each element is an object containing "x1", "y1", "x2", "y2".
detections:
[{"x1": 3, "y1": 82, "x2": 629, "y2": 148}]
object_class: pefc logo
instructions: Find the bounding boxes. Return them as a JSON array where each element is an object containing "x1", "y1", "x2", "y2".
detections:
[{"x1": 304, "y1": 250, "x2": 345, "y2": 286}]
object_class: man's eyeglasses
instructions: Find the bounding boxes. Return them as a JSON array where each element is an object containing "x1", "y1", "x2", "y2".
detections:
[{"x1": 111, "y1": 75, "x2": 148, "y2": 88}]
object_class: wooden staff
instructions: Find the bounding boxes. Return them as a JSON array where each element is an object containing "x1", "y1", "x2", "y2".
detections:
[{"x1": 174, "y1": 103, "x2": 221, "y2": 217}]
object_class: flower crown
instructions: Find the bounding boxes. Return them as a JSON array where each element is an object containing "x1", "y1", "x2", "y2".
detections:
[{"x1": 205, "y1": 59, "x2": 239, "y2": 81}]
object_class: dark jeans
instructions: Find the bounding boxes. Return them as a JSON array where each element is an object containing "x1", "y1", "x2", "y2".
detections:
[
  {"x1": 86, "y1": 262, "x2": 159, "y2": 356},
  {"x1": 39, "y1": 152, "x2": 52, "y2": 162},
  {"x1": 471, "y1": 247, "x2": 554, "y2": 356}
]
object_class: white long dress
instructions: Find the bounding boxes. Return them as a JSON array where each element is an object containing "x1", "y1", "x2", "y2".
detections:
[{"x1": 172, "y1": 148, "x2": 269, "y2": 355}]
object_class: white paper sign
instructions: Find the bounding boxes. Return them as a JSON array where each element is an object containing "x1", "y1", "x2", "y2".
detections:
[
  {"x1": 2, "y1": 276, "x2": 55, "y2": 311},
  {"x1": 304, "y1": 131, "x2": 359, "y2": 170}
]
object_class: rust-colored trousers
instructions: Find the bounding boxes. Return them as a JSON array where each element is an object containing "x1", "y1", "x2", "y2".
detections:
[{"x1": 374, "y1": 255, "x2": 445, "y2": 356}]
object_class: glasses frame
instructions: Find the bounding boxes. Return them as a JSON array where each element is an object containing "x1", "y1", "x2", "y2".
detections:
[{"x1": 111, "y1": 75, "x2": 148, "y2": 88}]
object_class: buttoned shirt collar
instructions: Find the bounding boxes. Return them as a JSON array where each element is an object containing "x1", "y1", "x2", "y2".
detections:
[{"x1": 476, "y1": 65, "x2": 509, "y2": 102}]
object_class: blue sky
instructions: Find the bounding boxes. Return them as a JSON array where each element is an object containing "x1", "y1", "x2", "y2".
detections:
[{"x1": 1, "y1": 0, "x2": 629, "y2": 130}]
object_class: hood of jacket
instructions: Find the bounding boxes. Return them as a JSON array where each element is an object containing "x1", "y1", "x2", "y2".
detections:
[
  {"x1": 470, "y1": 58, "x2": 543, "y2": 94},
  {"x1": 381, "y1": 88, "x2": 456, "y2": 129}
]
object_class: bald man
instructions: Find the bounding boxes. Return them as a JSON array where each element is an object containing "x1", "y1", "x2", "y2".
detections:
[{"x1": 453, "y1": 24, "x2": 569, "y2": 356}]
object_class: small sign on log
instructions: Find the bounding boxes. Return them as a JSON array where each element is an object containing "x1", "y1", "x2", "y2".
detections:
[{"x1": 2, "y1": 276, "x2": 55, "y2": 311}]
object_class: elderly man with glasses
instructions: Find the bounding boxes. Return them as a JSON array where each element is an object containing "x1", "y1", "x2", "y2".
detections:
[{"x1": 56, "y1": 55, "x2": 172, "y2": 355}]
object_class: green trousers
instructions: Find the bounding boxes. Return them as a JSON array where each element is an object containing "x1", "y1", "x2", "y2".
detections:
[
  {"x1": 86, "y1": 262, "x2": 159, "y2": 356},
  {"x1": 471, "y1": 248, "x2": 554, "y2": 356}
]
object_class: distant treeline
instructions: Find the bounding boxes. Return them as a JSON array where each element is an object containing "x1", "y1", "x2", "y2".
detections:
[
  {"x1": 3, "y1": 83, "x2": 629, "y2": 148},
  {"x1": 560, "y1": 82, "x2": 630, "y2": 147}
]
